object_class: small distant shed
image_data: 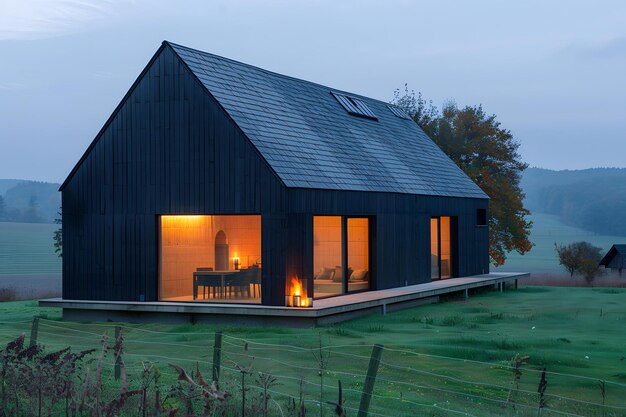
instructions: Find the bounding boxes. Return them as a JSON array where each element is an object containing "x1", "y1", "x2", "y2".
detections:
[{"x1": 599, "y1": 244, "x2": 626, "y2": 276}]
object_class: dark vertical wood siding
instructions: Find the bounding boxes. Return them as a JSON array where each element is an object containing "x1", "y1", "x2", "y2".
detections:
[
  {"x1": 62, "y1": 45, "x2": 490, "y2": 306},
  {"x1": 284, "y1": 189, "x2": 489, "y2": 290}
]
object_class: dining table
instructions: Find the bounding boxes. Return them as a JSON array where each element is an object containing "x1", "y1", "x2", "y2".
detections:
[{"x1": 193, "y1": 270, "x2": 240, "y2": 300}]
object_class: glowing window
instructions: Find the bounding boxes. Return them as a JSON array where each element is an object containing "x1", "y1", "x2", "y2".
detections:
[{"x1": 159, "y1": 215, "x2": 261, "y2": 303}]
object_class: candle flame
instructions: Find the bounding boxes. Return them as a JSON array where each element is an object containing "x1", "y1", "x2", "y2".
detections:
[
  {"x1": 287, "y1": 276, "x2": 311, "y2": 307},
  {"x1": 290, "y1": 276, "x2": 303, "y2": 297}
]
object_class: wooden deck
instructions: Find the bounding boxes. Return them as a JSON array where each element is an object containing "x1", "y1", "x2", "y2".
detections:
[{"x1": 40, "y1": 272, "x2": 529, "y2": 327}]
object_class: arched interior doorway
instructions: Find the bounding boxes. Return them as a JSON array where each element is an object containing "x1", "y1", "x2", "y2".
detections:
[{"x1": 214, "y1": 230, "x2": 229, "y2": 271}]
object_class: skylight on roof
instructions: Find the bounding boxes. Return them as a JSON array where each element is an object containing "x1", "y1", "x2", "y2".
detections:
[
  {"x1": 331, "y1": 92, "x2": 378, "y2": 120},
  {"x1": 387, "y1": 105, "x2": 412, "y2": 120}
]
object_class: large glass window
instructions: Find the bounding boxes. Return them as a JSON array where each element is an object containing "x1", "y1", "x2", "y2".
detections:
[
  {"x1": 431, "y1": 216, "x2": 454, "y2": 280},
  {"x1": 159, "y1": 215, "x2": 261, "y2": 303},
  {"x1": 313, "y1": 216, "x2": 343, "y2": 298}
]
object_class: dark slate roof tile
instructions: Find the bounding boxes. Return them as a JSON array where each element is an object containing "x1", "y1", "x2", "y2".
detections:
[{"x1": 168, "y1": 42, "x2": 487, "y2": 199}]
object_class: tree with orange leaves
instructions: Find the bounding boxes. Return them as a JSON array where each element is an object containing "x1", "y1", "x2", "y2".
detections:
[{"x1": 393, "y1": 86, "x2": 532, "y2": 266}]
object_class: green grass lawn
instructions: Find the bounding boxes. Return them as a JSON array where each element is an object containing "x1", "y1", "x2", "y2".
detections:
[
  {"x1": 495, "y1": 213, "x2": 626, "y2": 273},
  {"x1": 0, "y1": 222, "x2": 61, "y2": 275},
  {"x1": 1, "y1": 286, "x2": 625, "y2": 416}
]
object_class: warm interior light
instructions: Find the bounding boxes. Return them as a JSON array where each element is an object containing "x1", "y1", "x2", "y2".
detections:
[
  {"x1": 291, "y1": 277, "x2": 302, "y2": 296},
  {"x1": 159, "y1": 215, "x2": 261, "y2": 302},
  {"x1": 161, "y1": 215, "x2": 204, "y2": 221}
]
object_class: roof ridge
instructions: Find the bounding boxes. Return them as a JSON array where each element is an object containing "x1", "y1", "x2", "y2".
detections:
[{"x1": 163, "y1": 40, "x2": 395, "y2": 107}]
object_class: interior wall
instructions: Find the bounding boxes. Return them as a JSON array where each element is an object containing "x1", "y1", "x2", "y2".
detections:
[
  {"x1": 347, "y1": 218, "x2": 369, "y2": 272},
  {"x1": 160, "y1": 216, "x2": 212, "y2": 299},
  {"x1": 313, "y1": 216, "x2": 342, "y2": 275},
  {"x1": 214, "y1": 215, "x2": 262, "y2": 270}
]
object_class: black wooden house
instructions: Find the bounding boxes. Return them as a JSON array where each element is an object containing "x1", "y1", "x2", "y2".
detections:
[{"x1": 60, "y1": 41, "x2": 489, "y2": 308}]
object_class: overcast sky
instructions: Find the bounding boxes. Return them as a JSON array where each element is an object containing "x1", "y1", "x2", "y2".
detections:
[{"x1": 1, "y1": 0, "x2": 625, "y2": 182}]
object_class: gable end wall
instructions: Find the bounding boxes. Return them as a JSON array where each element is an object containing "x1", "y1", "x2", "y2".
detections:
[{"x1": 62, "y1": 46, "x2": 286, "y2": 302}]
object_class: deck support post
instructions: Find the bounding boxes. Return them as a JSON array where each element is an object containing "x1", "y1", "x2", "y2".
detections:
[
  {"x1": 382, "y1": 303, "x2": 387, "y2": 315},
  {"x1": 464, "y1": 288, "x2": 469, "y2": 299}
]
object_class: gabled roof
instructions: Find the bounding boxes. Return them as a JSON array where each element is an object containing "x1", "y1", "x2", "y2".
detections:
[
  {"x1": 599, "y1": 244, "x2": 626, "y2": 266},
  {"x1": 167, "y1": 42, "x2": 487, "y2": 198}
]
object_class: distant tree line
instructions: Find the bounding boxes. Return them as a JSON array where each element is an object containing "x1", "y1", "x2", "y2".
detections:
[
  {"x1": 0, "y1": 180, "x2": 60, "y2": 223},
  {"x1": 0, "y1": 194, "x2": 46, "y2": 223},
  {"x1": 522, "y1": 167, "x2": 626, "y2": 236},
  {"x1": 535, "y1": 181, "x2": 626, "y2": 236}
]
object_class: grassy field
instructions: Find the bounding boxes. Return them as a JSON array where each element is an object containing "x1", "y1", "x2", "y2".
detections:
[
  {"x1": 495, "y1": 213, "x2": 626, "y2": 273},
  {"x1": 1, "y1": 286, "x2": 625, "y2": 416},
  {"x1": 0, "y1": 222, "x2": 61, "y2": 275}
]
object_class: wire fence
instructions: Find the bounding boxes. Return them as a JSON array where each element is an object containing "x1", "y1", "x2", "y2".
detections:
[{"x1": 1, "y1": 318, "x2": 624, "y2": 417}]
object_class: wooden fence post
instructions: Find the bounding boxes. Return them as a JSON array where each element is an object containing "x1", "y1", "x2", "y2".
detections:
[
  {"x1": 213, "y1": 331, "x2": 223, "y2": 385},
  {"x1": 357, "y1": 344, "x2": 384, "y2": 417},
  {"x1": 114, "y1": 326, "x2": 122, "y2": 380},
  {"x1": 29, "y1": 317, "x2": 40, "y2": 348}
]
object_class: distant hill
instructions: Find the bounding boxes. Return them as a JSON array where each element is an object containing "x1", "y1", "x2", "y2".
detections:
[
  {"x1": 521, "y1": 167, "x2": 626, "y2": 236},
  {"x1": 0, "y1": 180, "x2": 60, "y2": 223}
]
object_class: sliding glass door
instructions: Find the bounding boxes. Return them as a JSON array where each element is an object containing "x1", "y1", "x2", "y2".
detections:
[
  {"x1": 312, "y1": 216, "x2": 343, "y2": 298},
  {"x1": 313, "y1": 216, "x2": 371, "y2": 298},
  {"x1": 430, "y1": 216, "x2": 454, "y2": 280},
  {"x1": 439, "y1": 217, "x2": 452, "y2": 279}
]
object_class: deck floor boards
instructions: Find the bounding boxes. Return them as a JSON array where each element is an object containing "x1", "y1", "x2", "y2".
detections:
[{"x1": 40, "y1": 272, "x2": 528, "y2": 325}]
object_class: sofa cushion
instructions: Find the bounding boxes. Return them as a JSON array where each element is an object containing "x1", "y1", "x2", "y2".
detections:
[
  {"x1": 332, "y1": 266, "x2": 342, "y2": 282},
  {"x1": 316, "y1": 267, "x2": 335, "y2": 280},
  {"x1": 333, "y1": 266, "x2": 354, "y2": 282},
  {"x1": 349, "y1": 269, "x2": 368, "y2": 281}
]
